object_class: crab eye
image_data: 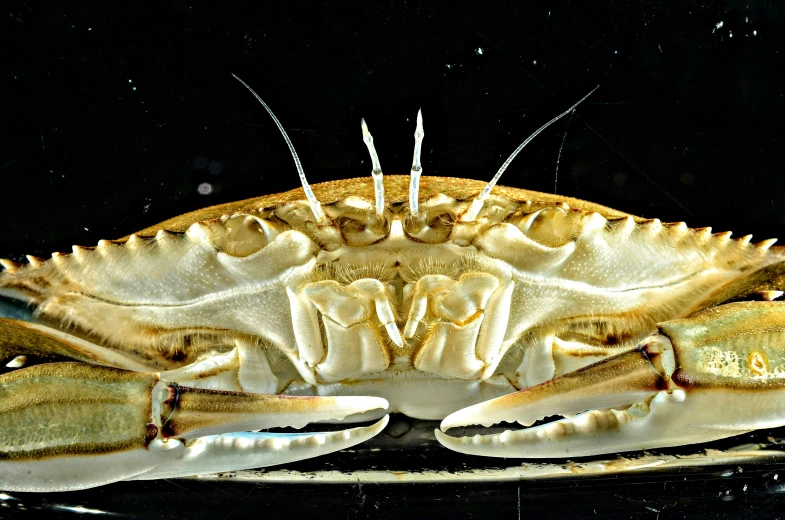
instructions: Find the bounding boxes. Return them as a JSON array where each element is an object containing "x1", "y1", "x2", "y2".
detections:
[
  {"x1": 509, "y1": 206, "x2": 575, "y2": 248},
  {"x1": 403, "y1": 194, "x2": 458, "y2": 244},
  {"x1": 212, "y1": 214, "x2": 279, "y2": 257},
  {"x1": 337, "y1": 216, "x2": 390, "y2": 247},
  {"x1": 313, "y1": 196, "x2": 389, "y2": 247},
  {"x1": 404, "y1": 211, "x2": 455, "y2": 243}
]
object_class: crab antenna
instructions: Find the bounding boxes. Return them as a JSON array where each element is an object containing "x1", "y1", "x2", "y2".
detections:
[
  {"x1": 231, "y1": 74, "x2": 327, "y2": 223},
  {"x1": 409, "y1": 109, "x2": 425, "y2": 217},
  {"x1": 462, "y1": 86, "x2": 600, "y2": 222},
  {"x1": 360, "y1": 118, "x2": 385, "y2": 217}
]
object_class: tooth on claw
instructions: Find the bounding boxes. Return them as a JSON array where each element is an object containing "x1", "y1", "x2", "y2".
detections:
[
  {"x1": 5, "y1": 355, "x2": 27, "y2": 368},
  {"x1": 761, "y1": 290, "x2": 784, "y2": 301},
  {"x1": 136, "y1": 416, "x2": 390, "y2": 481}
]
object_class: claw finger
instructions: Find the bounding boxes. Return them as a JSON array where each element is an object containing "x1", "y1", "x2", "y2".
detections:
[
  {"x1": 435, "y1": 391, "x2": 748, "y2": 458},
  {"x1": 162, "y1": 385, "x2": 389, "y2": 439},
  {"x1": 440, "y1": 346, "x2": 667, "y2": 432},
  {"x1": 137, "y1": 416, "x2": 390, "y2": 480},
  {"x1": 437, "y1": 339, "x2": 680, "y2": 458}
]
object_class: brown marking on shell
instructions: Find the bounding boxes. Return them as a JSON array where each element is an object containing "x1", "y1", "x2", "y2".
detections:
[
  {"x1": 663, "y1": 221, "x2": 688, "y2": 232},
  {"x1": 605, "y1": 215, "x2": 636, "y2": 232},
  {"x1": 748, "y1": 351, "x2": 769, "y2": 375}
]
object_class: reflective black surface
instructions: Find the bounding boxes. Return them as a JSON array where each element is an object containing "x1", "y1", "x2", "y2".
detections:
[
  {"x1": 4, "y1": 418, "x2": 785, "y2": 518},
  {"x1": 3, "y1": 0, "x2": 785, "y2": 518}
]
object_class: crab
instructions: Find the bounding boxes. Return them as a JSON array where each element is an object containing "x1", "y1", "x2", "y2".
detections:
[{"x1": 2, "y1": 77, "x2": 785, "y2": 492}]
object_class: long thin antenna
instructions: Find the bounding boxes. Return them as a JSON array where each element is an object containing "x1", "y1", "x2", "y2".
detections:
[
  {"x1": 554, "y1": 107, "x2": 575, "y2": 194},
  {"x1": 409, "y1": 109, "x2": 425, "y2": 217},
  {"x1": 231, "y1": 74, "x2": 327, "y2": 223},
  {"x1": 361, "y1": 119, "x2": 385, "y2": 217},
  {"x1": 462, "y1": 86, "x2": 599, "y2": 222}
]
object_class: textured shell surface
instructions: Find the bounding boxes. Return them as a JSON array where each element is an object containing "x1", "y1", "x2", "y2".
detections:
[{"x1": 2, "y1": 169, "x2": 782, "y2": 421}]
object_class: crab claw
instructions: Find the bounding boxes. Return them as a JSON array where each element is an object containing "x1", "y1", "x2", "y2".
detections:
[
  {"x1": 437, "y1": 302, "x2": 785, "y2": 458},
  {"x1": 0, "y1": 362, "x2": 388, "y2": 491}
]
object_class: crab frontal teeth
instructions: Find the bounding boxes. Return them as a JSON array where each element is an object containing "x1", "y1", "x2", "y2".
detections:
[
  {"x1": 160, "y1": 384, "x2": 389, "y2": 439},
  {"x1": 440, "y1": 347, "x2": 666, "y2": 432}
]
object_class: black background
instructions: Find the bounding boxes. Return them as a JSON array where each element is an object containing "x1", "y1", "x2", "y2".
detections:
[{"x1": 2, "y1": 1, "x2": 785, "y2": 518}]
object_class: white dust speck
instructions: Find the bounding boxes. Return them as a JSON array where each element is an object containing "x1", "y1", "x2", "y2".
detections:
[
  {"x1": 128, "y1": 79, "x2": 132, "y2": 83},
  {"x1": 754, "y1": 30, "x2": 757, "y2": 36},
  {"x1": 445, "y1": 63, "x2": 452, "y2": 69},
  {"x1": 533, "y1": 60, "x2": 537, "y2": 65},
  {"x1": 730, "y1": 32, "x2": 733, "y2": 38},
  {"x1": 475, "y1": 47, "x2": 484, "y2": 55},
  {"x1": 198, "y1": 182, "x2": 213, "y2": 195},
  {"x1": 84, "y1": 228, "x2": 89, "y2": 231},
  {"x1": 713, "y1": 21, "x2": 724, "y2": 33}
]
